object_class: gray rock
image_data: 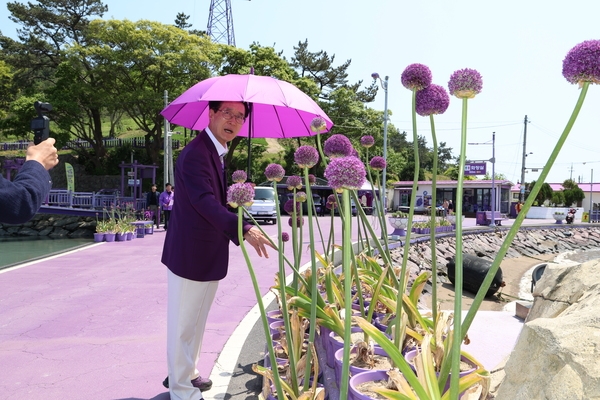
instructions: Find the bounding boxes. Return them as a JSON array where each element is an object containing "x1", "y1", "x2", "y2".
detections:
[{"x1": 496, "y1": 260, "x2": 600, "y2": 400}]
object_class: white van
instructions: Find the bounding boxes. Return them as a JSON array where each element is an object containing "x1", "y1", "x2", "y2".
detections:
[{"x1": 245, "y1": 186, "x2": 277, "y2": 224}]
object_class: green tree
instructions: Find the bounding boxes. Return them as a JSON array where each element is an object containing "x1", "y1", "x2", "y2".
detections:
[
  {"x1": 551, "y1": 191, "x2": 565, "y2": 206},
  {"x1": 526, "y1": 180, "x2": 553, "y2": 205},
  {"x1": 562, "y1": 179, "x2": 585, "y2": 206},
  {"x1": 77, "y1": 19, "x2": 221, "y2": 164}
]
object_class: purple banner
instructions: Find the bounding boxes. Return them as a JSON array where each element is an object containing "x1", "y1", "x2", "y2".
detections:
[{"x1": 464, "y1": 162, "x2": 487, "y2": 176}]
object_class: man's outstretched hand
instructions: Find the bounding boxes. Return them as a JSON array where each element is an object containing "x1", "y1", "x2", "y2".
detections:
[{"x1": 243, "y1": 226, "x2": 276, "y2": 258}]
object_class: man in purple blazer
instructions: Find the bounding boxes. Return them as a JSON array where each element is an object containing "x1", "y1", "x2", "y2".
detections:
[
  {"x1": 0, "y1": 138, "x2": 59, "y2": 224},
  {"x1": 161, "y1": 101, "x2": 274, "y2": 400}
]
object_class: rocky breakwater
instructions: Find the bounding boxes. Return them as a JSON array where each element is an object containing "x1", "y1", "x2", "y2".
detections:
[
  {"x1": 0, "y1": 214, "x2": 96, "y2": 238},
  {"x1": 390, "y1": 226, "x2": 600, "y2": 287},
  {"x1": 495, "y1": 257, "x2": 600, "y2": 400}
]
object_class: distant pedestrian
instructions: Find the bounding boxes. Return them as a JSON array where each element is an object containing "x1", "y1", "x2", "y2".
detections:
[
  {"x1": 516, "y1": 201, "x2": 523, "y2": 215},
  {"x1": 160, "y1": 183, "x2": 174, "y2": 230},
  {"x1": 146, "y1": 184, "x2": 160, "y2": 228}
]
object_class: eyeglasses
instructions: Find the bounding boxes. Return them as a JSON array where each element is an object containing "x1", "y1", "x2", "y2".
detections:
[{"x1": 217, "y1": 109, "x2": 246, "y2": 124}]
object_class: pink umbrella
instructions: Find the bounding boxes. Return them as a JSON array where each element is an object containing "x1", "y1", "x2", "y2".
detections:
[{"x1": 161, "y1": 74, "x2": 334, "y2": 138}]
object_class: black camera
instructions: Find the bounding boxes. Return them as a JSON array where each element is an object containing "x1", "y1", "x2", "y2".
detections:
[{"x1": 31, "y1": 101, "x2": 52, "y2": 145}]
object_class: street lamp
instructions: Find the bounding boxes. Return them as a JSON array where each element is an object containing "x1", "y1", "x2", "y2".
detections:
[
  {"x1": 468, "y1": 132, "x2": 496, "y2": 226},
  {"x1": 372, "y1": 73, "x2": 389, "y2": 219}
]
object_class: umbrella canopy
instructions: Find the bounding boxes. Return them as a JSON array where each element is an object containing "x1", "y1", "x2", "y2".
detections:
[{"x1": 161, "y1": 74, "x2": 334, "y2": 138}]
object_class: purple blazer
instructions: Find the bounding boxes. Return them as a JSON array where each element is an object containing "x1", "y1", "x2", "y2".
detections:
[{"x1": 161, "y1": 130, "x2": 252, "y2": 282}]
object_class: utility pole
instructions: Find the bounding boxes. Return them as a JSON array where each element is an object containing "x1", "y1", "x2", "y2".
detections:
[{"x1": 520, "y1": 115, "x2": 529, "y2": 202}]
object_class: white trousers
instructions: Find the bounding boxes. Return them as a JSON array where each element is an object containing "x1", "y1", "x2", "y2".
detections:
[{"x1": 167, "y1": 269, "x2": 219, "y2": 400}]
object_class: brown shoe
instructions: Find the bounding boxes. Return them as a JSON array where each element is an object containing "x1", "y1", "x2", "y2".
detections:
[{"x1": 163, "y1": 376, "x2": 213, "y2": 392}]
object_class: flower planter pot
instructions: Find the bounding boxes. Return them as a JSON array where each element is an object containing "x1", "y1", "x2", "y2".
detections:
[
  {"x1": 115, "y1": 232, "x2": 126, "y2": 241},
  {"x1": 328, "y1": 327, "x2": 385, "y2": 369},
  {"x1": 145, "y1": 226, "x2": 154, "y2": 234},
  {"x1": 126, "y1": 232, "x2": 133, "y2": 241},
  {"x1": 553, "y1": 214, "x2": 565, "y2": 224},
  {"x1": 267, "y1": 309, "x2": 283, "y2": 326},
  {"x1": 93, "y1": 233, "x2": 105, "y2": 242},
  {"x1": 387, "y1": 217, "x2": 408, "y2": 236},
  {"x1": 334, "y1": 345, "x2": 391, "y2": 384},
  {"x1": 404, "y1": 349, "x2": 477, "y2": 395},
  {"x1": 269, "y1": 320, "x2": 285, "y2": 336},
  {"x1": 348, "y1": 369, "x2": 390, "y2": 400},
  {"x1": 104, "y1": 233, "x2": 116, "y2": 242}
]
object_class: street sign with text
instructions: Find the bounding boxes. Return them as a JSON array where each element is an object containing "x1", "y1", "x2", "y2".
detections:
[{"x1": 465, "y1": 162, "x2": 487, "y2": 176}]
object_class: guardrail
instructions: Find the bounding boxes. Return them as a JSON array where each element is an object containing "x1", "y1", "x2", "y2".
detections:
[
  {"x1": 0, "y1": 137, "x2": 181, "y2": 151},
  {"x1": 45, "y1": 189, "x2": 147, "y2": 212}
]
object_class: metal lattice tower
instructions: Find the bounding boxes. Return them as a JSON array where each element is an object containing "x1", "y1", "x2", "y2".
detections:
[{"x1": 207, "y1": 0, "x2": 236, "y2": 46}]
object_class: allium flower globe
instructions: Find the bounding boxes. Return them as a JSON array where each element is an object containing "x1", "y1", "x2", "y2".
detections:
[
  {"x1": 288, "y1": 216, "x2": 304, "y2": 227},
  {"x1": 562, "y1": 40, "x2": 600, "y2": 85},
  {"x1": 294, "y1": 146, "x2": 319, "y2": 168},
  {"x1": 310, "y1": 116, "x2": 327, "y2": 133},
  {"x1": 448, "y1": 68, "x2": 483, "y2": 99},
  {"x1": 326, "y1": 194, "x2": 338, "y2": 210},
  {"x1": 415, "y1": 84, "x2": 451, "y2": 116},
  {"x1": 295, "y1": 191, "x2": 307, "y2": 202},
  {"x1": 324, "y1": 156, "x2": 366, "y2": 192},
  {"x1": 286, "y1": 175, "x2": 303, "y2": 190},
  {"x1": 283, "y1": 199, "x2": 299, "y2": 215},
  {"x1": 401, "y1": 63, "x2": 433, "y2": 91},
  {"x1": 369, "y1": 156, "x2": 387, "y2": 171},
  {"x1": 231, "y1": 170, "x2": 247, "y2": 183},
  {"x1": 264, "y1": 163, "x2": 285, "y2": 182},
  {"x1": 227, "y1": 183, "x2": 254, "y2": 208},
  {"x1": 281, "y1": 232, "x2": 290, "y2": 242},
  {"x1": 323, "y1": 134, "x2": 354, "y2": 158},
  {"x1": 360, "y1": 135, "x2": 375, "y2": 148}
]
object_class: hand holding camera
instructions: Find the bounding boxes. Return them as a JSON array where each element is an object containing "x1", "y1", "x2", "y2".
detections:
[{"x1": 27, "y1": 138, "x2": 59, "y2": 171}]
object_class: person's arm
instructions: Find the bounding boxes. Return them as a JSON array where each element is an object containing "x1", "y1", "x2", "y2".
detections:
[{"x1": 0, "y1": 139, "x2": 58, "y2": 224}]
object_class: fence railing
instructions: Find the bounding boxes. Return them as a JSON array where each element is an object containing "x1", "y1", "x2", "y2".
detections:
[
  {"x1": 0, "y1": 137, "x2": 180, "y2": 151},
  {"x1": 45, "y1": 189, "x2": 147, "y2": 212}
]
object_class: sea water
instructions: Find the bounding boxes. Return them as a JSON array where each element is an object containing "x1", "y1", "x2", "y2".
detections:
[{"x1": 0, "y1": 237, "x2": 92, "y2": 270}]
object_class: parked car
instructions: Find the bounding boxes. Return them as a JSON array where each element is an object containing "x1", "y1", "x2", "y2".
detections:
[
  {"x1": 245, "y1": 186, "x2": 277, "y2": 224},
  {"x1": 280, "y1": 193, "x2": 323, "y2": 215}
]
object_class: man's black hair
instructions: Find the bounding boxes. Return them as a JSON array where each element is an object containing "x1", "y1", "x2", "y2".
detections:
[{"x1": 208, "y1": 101, "x2": 250, "y2": 119}]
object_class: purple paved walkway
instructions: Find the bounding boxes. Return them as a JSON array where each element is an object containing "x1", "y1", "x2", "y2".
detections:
[{"x1": 0, "y1": 215, "x2": 574, "y2": 399}]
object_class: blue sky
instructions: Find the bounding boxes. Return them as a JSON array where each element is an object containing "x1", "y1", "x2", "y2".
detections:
[{"x1": 2, "y1": 0, "x2": 600, "y2": 184}]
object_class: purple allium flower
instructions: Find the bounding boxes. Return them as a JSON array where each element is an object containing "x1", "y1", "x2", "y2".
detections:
[
  {"x1": 324, "y1": 156, "x2": 366, "y2": 192},
  {"x1": 323, "y1": 134, "x2": 354, "y2": 158},
  {"x1": 308, "y1": 174, "x2": 316, "y2": 185},
  {"x1": 562, "y1": 40, "x2": 600, "y2": 85},
  {"x1": 295, "y1": 191, "x2": 307, "y2": 202},
  {"x1": 283, "y1": 199, "x2": 300, "y2": 215},
  {"x1": 360, "y1": 135, "x2": 375, "y2": 148},
  {"x1": 448, "y1": 68, "x2": 483, "y2": 99},
  {"x1": 326, "y1": 194, "x2": 338, "y2": 210},
  {"x1": 370, "y1": 156, "x2": 387, "y2": 171},
  {"x1": 287, "y1": 175, "x2": 303, "y2": 190},
  {"x1": 281, "y1": 232, "x2": 290, "y2": 242},
  {"x1": 294, "y1": 146, "x2": 319, "y2": 168},
  {"x1": 371, "y1": 72, "x2": 380, "y2": 80},
  {"x1": 351, "y1": 148, "x2": 360, "y2": 158},
  {"x1": 401, "y1": 63, "x2": 432, "y2": 91},
  {"x1": 415, "y1": 84, "x2": 450, "y2": 116},
  {"x1": 288, "y1": 216, "x2": 304, "y2": 227},
  {"x1": 265, "y1": 163, "x2": 285, "y2": 182},
  {"x1": 227, "y1": 182, "x2": 254, "y2": 208},
  {"x1": 231, "y1": 170, "x2": 247, "y2": 183},
  {"x1": 310, "y1": 116, "x2": 327, "y2": 133}
]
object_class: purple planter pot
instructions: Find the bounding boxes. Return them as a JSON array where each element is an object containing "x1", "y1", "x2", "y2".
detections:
[
  {"x1": 348, "y1": 370, "x2": 390, "y2": 400},
  {"x1": 334, "y1": 345, "x2": 390, "y2": 383}
]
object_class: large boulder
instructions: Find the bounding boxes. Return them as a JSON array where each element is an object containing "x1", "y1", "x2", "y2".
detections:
[{"x1": 496, "y1": 259, "x2": 600, "y2": 400}]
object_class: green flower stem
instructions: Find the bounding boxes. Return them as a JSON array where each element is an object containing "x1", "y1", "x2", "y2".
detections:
[
  {"x1": 461, "y1": 82, "x2": 591, "y2": 340},
  {"x1": 395, "y1": 89, "x2": 420, "y2": 350},
  {"x1": 236, "y1": 208, "x2": 285, "y2": 400},
  {"x1": 301, "y1": 168, "x2": 318, "y2": 392},
  {"x1": 429, "y1": 113, "x2": 439, "y2": 324},
  {"x1": 291, "y1": 188, "x2": 300, "y2": 294},
  {"x1": 338, "y1": 189, "x2": 353, "y2": 400},
  {"x1": 448, "y1": 97, "x2": 469, "y2": 399}
]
